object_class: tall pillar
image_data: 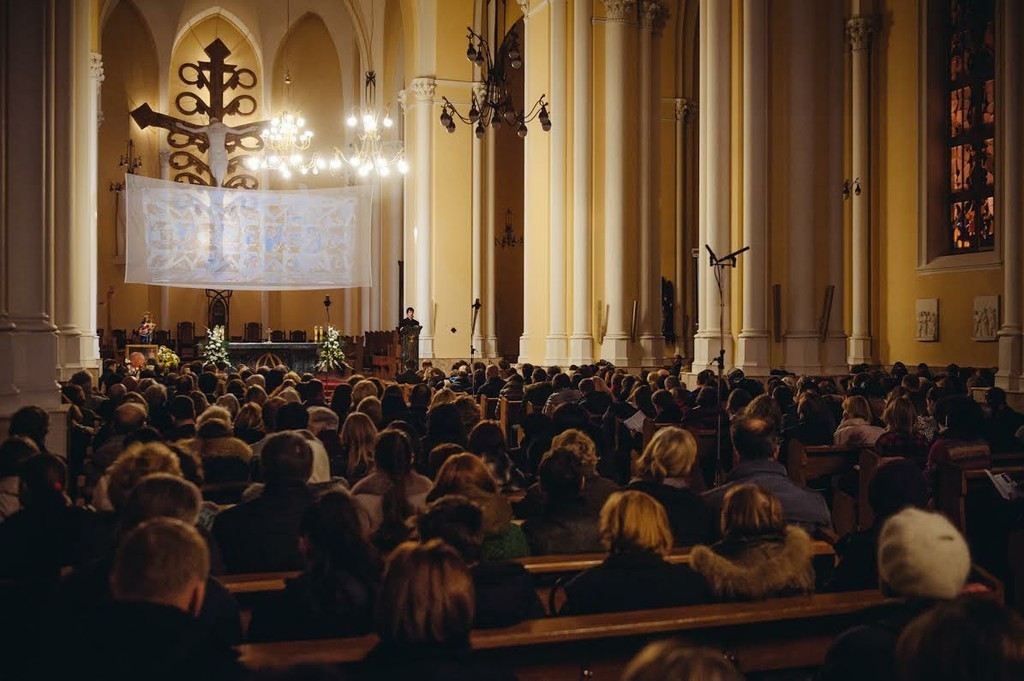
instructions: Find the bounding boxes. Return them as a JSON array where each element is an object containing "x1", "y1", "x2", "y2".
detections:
[
  {"x1": 472, "y1": 83, "x2": 485, "y2": 358},
  {"x1": 783, "y1": 0, "x2": 820, "y2": 374},
  {"x1": 410, "y1": 77, "x2": 436, "y2": 357},
  {"x1": 483, "y1": 128, "x2": 498, "y2": 357},
  {"x1": 600, "y1": 0, "x2": 635, "y2": 366},
  {"x1": 674, "y1": 98, "x2": 694, "y2": 359},
  {"x1": 569, "y1": 0, "x2": 595, "y2": 364},
  {"x1": 736, "y1": 0, "x2": 770, "y2": 376},
  {"x1": 385, "y1": 166, "x2": 403, "y2": 329},
  {"x1": 846, "y1": 16, "x2": 877, "y2": 366},
  {"x1": 997, "y1": 0, "x2": 1024, "y2": 388},
  {"x1": 637, "y1": 1, "x2": 665, "y2": 364},
  {"x1": 543, "y1": 0, "x2": 569, "y2": 366},
  {"x1": 693, "y1": 0, "x2": 732, "y2": 372},
  {"x1": 823, "y1": 0, "x2": 848, "y2": 375},
  {"x1": 0, "y1": 0, "x2": 65, "y2": 417}
]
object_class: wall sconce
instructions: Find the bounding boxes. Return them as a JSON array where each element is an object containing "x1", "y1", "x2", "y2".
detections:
[{"x1": 853, "y1": 178, "x2": 862, "y2": 196}]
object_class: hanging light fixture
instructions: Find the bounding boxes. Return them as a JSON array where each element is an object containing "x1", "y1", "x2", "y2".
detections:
[
  {"x1": 495, "y1": 208, "x2": 523, "y2": 249},
  {"x1": 327, "y1": 71, "x2": 408, "y2": 178},
  {"x1": 439, "y1": 17, "x2": 550, "y2": 138},
  {"x1": 245, "y1": 0, "x2": 318, "y2": 179}
]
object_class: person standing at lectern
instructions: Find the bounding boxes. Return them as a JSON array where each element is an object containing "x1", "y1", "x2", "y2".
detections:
[{"x1": 398, "y1": 307, "x2": 419, "y2": 329}]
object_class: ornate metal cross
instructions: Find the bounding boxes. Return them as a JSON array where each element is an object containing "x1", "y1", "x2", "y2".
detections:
[{"x1": 130, "y1": 38, "x2": 267, "y2": 188}]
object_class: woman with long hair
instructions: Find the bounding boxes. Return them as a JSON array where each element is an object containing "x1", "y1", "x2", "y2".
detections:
[{"x1": 338, "y1": 412, "x2": 377, "y2": 483}]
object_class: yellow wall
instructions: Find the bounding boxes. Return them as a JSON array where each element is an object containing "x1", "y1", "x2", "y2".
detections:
[{"x1": 875, "y1": 0, "x2": 1002, "y2": 367}]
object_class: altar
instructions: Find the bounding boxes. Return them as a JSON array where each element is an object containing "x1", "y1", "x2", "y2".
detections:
[{"x1": 224, "y1": 342, "x2": 320, "y2": 373}]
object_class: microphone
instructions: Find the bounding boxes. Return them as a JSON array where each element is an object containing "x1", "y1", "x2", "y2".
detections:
[{"x1": 472, "y1": 298, "x2": 481, "y2": 311}]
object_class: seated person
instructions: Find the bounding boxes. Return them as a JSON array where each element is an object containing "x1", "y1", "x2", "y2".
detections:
[
  {"x1": 896, "y1": 596, "x2": 1024, "y2": 681},
  {"x1": 522, "y1": 448, "x2": 603, "y2": 555},
  {"x1": 622, "y1": 640, "x2": 743, "y2": 681},
  {"x1": 781, "y1": 393, "x2": 835, "y2": 447},
  {"x1": 703, "y1": 418, "x2": 832, "y2": 534},
  {"x1": 56, "y1": 518, "x2": 242, "y2": 681},
  {"x1": 214, "y1": 432, "x2": 316, "y2": 573},
  {"x1": 351, "y1": 429, "x2": 432, "y2": 553},
  {"x1": 417, "y1": 495, "x2": 544, "y2": 628},
  {"x1": 561, "y1": 491, "x2": 710, "y2": 615},
  {"x1": 874, "y1": 397, "x2": 930, "y2": 465},
  {"x1": 927, "y1": 396, "x2": 992, "y2": 483},
  {"x1": 247, "y1": 489, "x2": 381, "y2": 642},
  {"x1": 627, "y1": 427, "x2": 713, "y2": 545},
  {"x1": 690, "y1": 485, "x2": 815, "y2": 600},
  {"x1": 829, "y1": 458, "x2": 929, "y2": 592},
  {"x1": 360, "y1": 540, "x2": 514, "y2": 680},
  {"x1": 819, "y1": 508, "x2": 973, "y2": 681},
  {"x1": 0, "y1": 436, "x2": 39, "y2": 521},
  {"x1": 426, "y1": 453, "x2": 528, "y2": 560},
  {"x1": 984, "y1": 387, "x2": 1024, "y2": 454},
  {"x1": 513, "y1": 428, "x2": 618, "y2": 520},
  {"x1": 834, "y1": 396, "x2": 885, "y2": 447}
]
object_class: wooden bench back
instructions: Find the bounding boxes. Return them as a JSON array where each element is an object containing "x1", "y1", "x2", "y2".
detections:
[
  {"x1": 786, "y1": 441, "x2": 861, "y2": 488},
  {"x1": 499, "y1": 399, "x2": 524, "y2": 445}
]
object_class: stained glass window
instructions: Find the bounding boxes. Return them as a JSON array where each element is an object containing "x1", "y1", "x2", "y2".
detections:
[{"x1": 947, "y1": 0, "x2": 995, "y2": 253}]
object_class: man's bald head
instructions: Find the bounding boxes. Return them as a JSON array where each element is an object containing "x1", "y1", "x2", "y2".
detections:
[{"x1": 730, "y1": 417, "x2": 779, "y2": 462}]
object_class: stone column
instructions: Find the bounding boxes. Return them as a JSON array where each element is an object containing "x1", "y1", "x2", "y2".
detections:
[
  {"x1": 998, "y1": 0, "x2": 1024, "y2": 388},
  {"x1": 600, "y1": 0, "x2": 635, "y2": 366},
  {"x1": 673, "y1": 98, "x2": 691, "y2": 359},
  {"x1": 783, "y1": 0, "x2": 820, "y2": 374},
  {"x1": 637, "y1": 1, "x2": 665, "y2": 364},
  {"x1": 483, "y1": 127, "x2": 498, "y2": 357},
  {"x1": 693, "y1": 0, "x2": 732, "y2": 372},
  {"x1": 472, "y1": 82, "x2": 485, "y2": 357},
  {"x1": 544, "y1": 0, "x2": 569, "y2": 366},
  {"x1": 410, "y1": 77, "x2": 436, "y2": 357},
  {"x1": 736, "y1": 0, "x2": 770, "y2": 376},
  {"x1": 0, "y1": 0, "x2": 66, "y2": 424},
  {"x1": 846, "y1": 16, "x2": 877, "y2": 366},
  {"x1": 823, "y1": 0, "x2": 848, "y2": 374},
  {"x1": 569, "y1": 0, "x2": 595, "y2": 364}
]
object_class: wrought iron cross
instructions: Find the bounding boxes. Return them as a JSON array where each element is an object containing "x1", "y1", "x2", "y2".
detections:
[{"x1": 130, "y1": 38, "x2": 267, "y2": 188}]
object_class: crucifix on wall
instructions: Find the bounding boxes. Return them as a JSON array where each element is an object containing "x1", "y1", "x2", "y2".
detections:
[{"x1": 130, "y1": 38, "x2": 266, "y2": 188}]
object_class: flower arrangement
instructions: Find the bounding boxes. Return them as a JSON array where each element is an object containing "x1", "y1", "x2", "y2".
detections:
[
  {"x1": 155, "y1": 345, "x2": 180, "y2": 370},
  {"x1": 316, "y1": 325, "x2": 347, "y2": 373},
  {"x1": 204, "y1": 325, "x2": 230, "y2": 366}
]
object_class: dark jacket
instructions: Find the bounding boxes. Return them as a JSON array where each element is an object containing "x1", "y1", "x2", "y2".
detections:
[
  {"x1": 476, "y1": 376, "x2": 506, "y2": 398},
  {"x1": 246, "y1": 569, "x2": 377, "y2": 642},
  {"x1": 472, "y1": 560, "x2": 546, "y2": 628},
  {"x1": 817, "y1": 599, "x2": 937, "y2": 681},
  {"x1": 829, "y1": 524, "x2": 882, "y2": 592},
  {"x1": 523, "y1": 382, "x2": 554, "y2": 408},
  {"x1": 514, "y1": 474, "x2": 619, "y2": 521},
  {"x1": 395, "y1": 370, "x2": 424, "y2": 385},
  {"x1": 578, "y1": 391, "x2": 612, "y2": 416},
  {"x1": 51, "y1": 600, "x2": 243, "y2": 681},
  {"x1": 0, "y1": 503, "x2": 90, "y2": 580},
  {"x1": 213, "y1": 483, "x2": 315, "y2": 573},
  {"x1": 702, "y1": 459, "x2": 832, "y2": 534},
  {"x1": 562, "y1": 550, "x2": 711, "y2": 615},
  {"x1": 626, "y1": 479, "x2": 713, "y2": 546},
  {"x1": 690, "y1": 527, "x2": 816, "y2": 601},
  {"x1": 522, "y1": 499, "x2": 602, "y2": 555},
  {"x1": 163, "y1": 422, "x2": 197, "y2": 442}
]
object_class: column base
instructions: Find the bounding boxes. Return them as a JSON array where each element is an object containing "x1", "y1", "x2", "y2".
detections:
[
  {"x1": 2, "y1": 327, "x2": 61, "y2": 413},
  {"x1": 518, "y1": 334, "x2": 532, "y2": 366},
  {"x1": 481, "y1": 336, "x2": 499, "y2": 359},
  {"x1": 822, "y1": 332, "x2": 849, "y2": 375},
  {"x1": 58, "y1": 327, "x2": 101, "y2": 379},
  {"x1": 600, "y1": 334, "x2": 632, "y2": 367},
  {"x1": 472, "y1": 334, "x2": 486, "y2": 361},
  {"x1": 784, "y1": 332, "x2": 822, "y2": 375},
  {"x1": 847, "y1": 335, "x2": 873, "y2": 367},
  {"x1": 693, "y1": 332, "x2": 734, "y2": 372},
  {"x1": 568, "y1": 334, "x2": 595, "y2": 365},
  {"x1": 419, "y1": 335, "x2": 435, "y2": 359},
  {"x1": 997, "y1": 328, "x2": 1023, "y2": 389},
  {"x1": 638, "y1": 334, "x2": 665, "y2": 367},
  {"x1": 544, "y1": 334, "x2": 569, "y2": 368},
  {"x1": 735, "y1": 331, "x2": 771, "y2": 376}
]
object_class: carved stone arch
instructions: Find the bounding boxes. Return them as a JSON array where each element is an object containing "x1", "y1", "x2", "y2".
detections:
[{"x1": 171, "y1": 7, "x2": 264, "y2": 74}]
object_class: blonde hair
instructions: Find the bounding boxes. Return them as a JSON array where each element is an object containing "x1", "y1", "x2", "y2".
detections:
[
  {"x1": 196, "y1": 405, "x2": 232, "y2": 429},
  {"x1": 107, "y1": 442, "x2": 183, "y2": 510},
  {"x1": 600, "y1": 491, "x2": 673, "y2": 556},
  {"x1": 375, "y1": 539, "x2": 474, "y2": 644},
  {"x1": 623, "y1": 641, "x2": 742, "y2": 681},
  {"x1": 720, "y1": 484, "x2": 784, "y2": 537},
  {"x1": 351, "y1": 379, "x2": 379, "y2": 407},
  {"x1": 112, "y1": 518, "x2": 209, "y2": 604},
  {"x1": 429, "y1": 387, "x2": 457, "y2": 410},
  {"x1": 551, "y1": 429, "x2": 598, "y2": 473},
  {"x1": 842, "y1": 395, "x2": 873, "y2": 422},
  {"x1": 356, "y1": 395, "x2": 383, "y2": 428},
  {"x1": 635, "y1": 427, "x2": 697, "y2": 482},
  {"x1": 432, "y1": 452, "x2": 499, "y2": 496},
  {"x1": 340, "y1": 412, "x2": 377, "y2": 477},
  {"x1": 883, "y1": 396, "x2": 916, "y2": 435},
  {"x1": 234, "y1": 402, "x2": 265, "y2": 432}
]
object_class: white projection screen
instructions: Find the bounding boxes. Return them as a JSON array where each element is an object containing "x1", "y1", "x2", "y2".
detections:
[{"x1": 125, "y1": 174, "x2": 372, "y2": 290}]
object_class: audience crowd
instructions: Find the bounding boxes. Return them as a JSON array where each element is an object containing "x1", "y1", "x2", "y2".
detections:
[{"x1": 0, "y1": 355, "x2": 1022, "y2": 680}]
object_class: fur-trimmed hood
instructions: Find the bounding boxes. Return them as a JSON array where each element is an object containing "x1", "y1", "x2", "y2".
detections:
[{"x1": 690, "y1": 526, "x2": 816, "y2": 600}]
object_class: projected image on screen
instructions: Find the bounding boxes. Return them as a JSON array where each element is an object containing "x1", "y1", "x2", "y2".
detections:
[{"x1": 125, "y1": 175, "x2": 372, "y2": 290}]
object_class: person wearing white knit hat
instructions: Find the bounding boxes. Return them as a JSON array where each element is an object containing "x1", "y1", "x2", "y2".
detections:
[{"x1": 818, "y1": 508, "x2": 972, "y2": 681}]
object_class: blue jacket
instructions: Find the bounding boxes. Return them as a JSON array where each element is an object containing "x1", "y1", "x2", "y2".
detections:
[{"x1": 702, "y1": 459, "x2": 832, "y2": 534}]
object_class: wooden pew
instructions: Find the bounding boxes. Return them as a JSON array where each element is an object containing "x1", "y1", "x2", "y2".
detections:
[
  {"x1": 238, "y1": 590, "x2": 888, "y2": 677},
  {"x1": 499, "y1": 399, "x2": 524, "y2": 446},
  {"x1": 479, "y1": 395, "x2": 500, "y2": 420},
  {"x1": 786, "y1": 441, "x2": 861, "y2": 488},
  {"x1": 856, "y1": 449, "x2": 900, "y2": 531}
]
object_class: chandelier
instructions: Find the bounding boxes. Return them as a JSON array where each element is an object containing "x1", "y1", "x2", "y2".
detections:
[
  {"x1": 495, "y1": 208, "x2": 523, "y2": 249},
  {"x1": 327, "y1": 71, "x2": 408, "y2": 178},
  {"x1": 439, "y1": 25, "x2": 550, "y2": 138}
]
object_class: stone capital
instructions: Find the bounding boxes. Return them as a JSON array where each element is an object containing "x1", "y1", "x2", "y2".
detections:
[
  {"x1": 675, "y1": 97, "x2": 696, "y2": 124},
  {"x1": 89, "y1": 52, "x2": 105, "y2": 83},
  {"x1": 603, "y1": 0, "x2": 637, "y2": 23},
  {"x1": 409, "y1": 77, "x2": 436, "y2": 102},
  {"x1": 846, "y1": 16, "x2": 878, "y2": 52},
  {"x1": 471, "y1": 81, "x2": 487, "y2": 103},
  {"x1": 639, "y1": 1, "x2": 667, "y2": 30},
  {"x1": 397, "y1": 89, "x2": 407, "y2": 113}
]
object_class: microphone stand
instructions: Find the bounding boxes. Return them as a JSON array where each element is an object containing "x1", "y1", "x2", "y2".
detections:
[
  {"x1": 705, "y1": 244, "x2": 749, "y2": 486},
  {"x1": 470, "y1": 298, "x2": 481, "y2": 394}
]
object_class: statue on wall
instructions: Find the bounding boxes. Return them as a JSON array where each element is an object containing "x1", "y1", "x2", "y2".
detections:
[{"x1": 130, "y1": 38, "x2": 265, "y2": 189}]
